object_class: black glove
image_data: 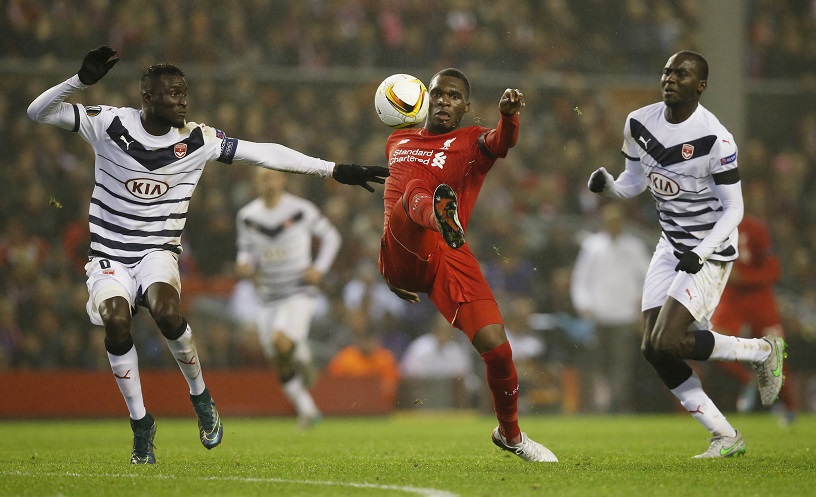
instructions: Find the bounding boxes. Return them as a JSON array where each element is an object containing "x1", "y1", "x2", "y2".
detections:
[
  {"x1": 78, "y1": 46, "x2": 119, "y2": 85},
  {"x1": 588, "y1": 168, "x2": 608, "y2": 193},
  {"x1": 675, "y1": 251, "x2": 704, "y2": 274},
  {"x1": 332, "y1": 163, "x2": 389, "y2": 192}
]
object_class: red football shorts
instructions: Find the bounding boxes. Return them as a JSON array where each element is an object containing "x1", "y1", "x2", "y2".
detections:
[{"x1": 378, "y1": 201, "x2": 501, "y2": 340}]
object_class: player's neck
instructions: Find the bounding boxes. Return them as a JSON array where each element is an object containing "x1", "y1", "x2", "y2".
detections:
[
  {"x1": 663, "y1": 102, "x2": 698, "y2": 124},
  {"x1": 263, "y1": 193, "x2": 282, "y2": 208},
  {"x1": 140, "y1": 112, "x2": 172, "y2": 136}
]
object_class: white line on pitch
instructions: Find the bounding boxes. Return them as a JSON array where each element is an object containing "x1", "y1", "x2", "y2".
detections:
[{"x1": 3, "y1": 471, "x2": 459, "y2": 497}]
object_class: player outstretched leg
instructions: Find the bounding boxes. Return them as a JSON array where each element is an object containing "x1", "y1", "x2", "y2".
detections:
[
  {"x1": 130, "y1": 412, "x2": 157, "y2": 464},
  {"x1": 481, "y1": 338, "x2": 557, "y2": 463},
  {"x1": 191, "y1": 387, "x2": 224, "y2": 449},
  {"x1": 433, "y1": 184, "x2": 465, "y2": 249},
  {"x1": 752, "y1": 336, "x2": 787, "y2": 406}
]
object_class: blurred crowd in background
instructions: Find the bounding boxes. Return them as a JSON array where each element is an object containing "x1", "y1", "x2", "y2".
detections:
[{"x1": 1, "y1": 0, "x2": 815, "y2": 414}]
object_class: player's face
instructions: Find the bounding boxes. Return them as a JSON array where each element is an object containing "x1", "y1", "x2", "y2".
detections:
[
  {"x1": 257, "y1": 169, "x2": 287, "y2": 198},
  {"x1": 661, "y1": 55, "x2": 706, "y2": 107},
  {"x1": 143, "y1": 74, "x2": 188, "y2": 130},
  {"x1": 425, "y1": 75, "x2": 470, "y2": 134}
]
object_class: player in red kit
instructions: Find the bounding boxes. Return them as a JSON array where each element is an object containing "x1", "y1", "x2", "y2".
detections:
[
  {"x1": 378, "y1": 68, "x2": 557, "y2": 462},
  {"x1": 710, "y1": 214, "x2": 796, "y2": 419}
]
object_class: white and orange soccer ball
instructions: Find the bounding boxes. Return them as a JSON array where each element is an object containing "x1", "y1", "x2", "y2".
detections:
[{"x1": 374, "y1": 74, "x2": 429, "y2": 128}]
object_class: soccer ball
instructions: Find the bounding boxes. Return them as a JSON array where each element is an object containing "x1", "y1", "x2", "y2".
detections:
[{"x1": 374, "y1": 74, "x2": 429, "y2": 128}]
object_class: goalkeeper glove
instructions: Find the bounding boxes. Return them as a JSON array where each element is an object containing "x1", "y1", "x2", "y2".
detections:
[
  {"x1": 78, "y1": 46, "x2": 119, "y2": 85},
  {"x1": 332, "y1": 164, "x2": 389, "y2": 192},
  {"x1": 675, "y1": 251, "x2": 704, "y2": 274}
]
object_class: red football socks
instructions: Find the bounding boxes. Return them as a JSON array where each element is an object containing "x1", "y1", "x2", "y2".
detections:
[
  {"x1": 404, "y1": 179, "x2": 438, "y2": 232},
  {"x1": 481, "y1": 341, "x2": 521, "y2": 442}
]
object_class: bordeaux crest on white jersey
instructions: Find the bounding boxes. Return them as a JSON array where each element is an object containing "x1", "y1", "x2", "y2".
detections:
[{"x1": 75, "y1": 104, "x2": 236, "y2": 266}]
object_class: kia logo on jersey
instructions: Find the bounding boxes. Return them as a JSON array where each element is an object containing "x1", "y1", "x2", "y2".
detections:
[
  {"x1": 174, "y1": 143, "x2": 188, "y2": 158},
  {"x1": 649, "y1": 172, "x2": 680, "y2": 198},
  {"x1": 126, "y1": 178, "x2": 170, "y2": 199},
  {"x1": 681, "y1": 143, "x2": 694, "y2": 160}
]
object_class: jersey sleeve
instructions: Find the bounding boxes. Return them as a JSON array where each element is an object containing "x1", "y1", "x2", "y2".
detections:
[
  {"x1": 200, "y1": 124, "x2": 239, "y2": 164},
  {"x1": 710, "y1": 131, "x2": 738, "y2": 175},
  {"x1": 234, "y1": 209, "x2": 256, "y2": 269},
  {"x1": 230, "y1": 139, "x2": 334, "y2": 177},
  {"x1": 27, "y1": 75, "x2": 87, "y2": 131},
  {"x1": 620, "y1": 116, "x2": 640, "y2": 161},
  {"x1": 75, "y1": 104, "x2": 117, "y2": 146},
  {"x1": 305, "y1": 202, "x2": 342, "y2": 274},
  {"x1": 478, "y1": 113, "x2": 519, "y2": 159}
]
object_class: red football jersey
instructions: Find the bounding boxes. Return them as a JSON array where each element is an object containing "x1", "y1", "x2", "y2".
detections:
[{"x1": 382, "y1": 114, "x2": 518, "y2": 234}]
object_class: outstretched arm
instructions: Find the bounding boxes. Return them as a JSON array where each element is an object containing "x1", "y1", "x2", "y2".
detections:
[
  {"x1": 480, "y1": 88, "x2": 525, "y2": 158},
  {"x1": 27, "y1": 46, "x2": 119, "y2": 128},
  {"x1": 232, "y1": 141, "x2": 389, "y2": 191}
]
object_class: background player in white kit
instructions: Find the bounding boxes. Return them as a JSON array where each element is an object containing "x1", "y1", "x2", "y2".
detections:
[
  {"x1": 26, "y1": 46, "x2": 388, "y2": 464},
  {"x1": 235, "y1": 169, "x2": 341, "y2": 429},
  {"x1": 587, "y1": 51, "x2": 786, "y2": 458}
]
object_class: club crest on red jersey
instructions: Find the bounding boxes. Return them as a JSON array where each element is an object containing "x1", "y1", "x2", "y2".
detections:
[
  {"x1": 174, "y1": 143, "x2": 187, "y2": 158},
  {"x1": 681, "y1": 143, "x2": 694, "y2": 160}
]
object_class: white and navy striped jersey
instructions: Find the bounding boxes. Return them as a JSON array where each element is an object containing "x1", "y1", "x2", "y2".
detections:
[
  {"x1": 74, "y1": 105, "x2": 236, "y2": 266},
  {"x1": 27, "y1": 75, "x2": 336, "y2": 268},
  {"x1": 236, "y1": 194, "x2": 341, "y2": 302},
  {"x1": 621, "y1": 102, "x2": 740, "y2": 262}
]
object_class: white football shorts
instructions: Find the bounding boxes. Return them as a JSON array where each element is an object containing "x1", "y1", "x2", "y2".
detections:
[
  {"x1": 84, "y1": 250, "x2": 182, "y2": 326},
  {"x1": 255, "y1": 292, "x2": 316, "y2": 363},
  {"x1": 641, "y1": 237, "x2": 732, "y2": 329}
]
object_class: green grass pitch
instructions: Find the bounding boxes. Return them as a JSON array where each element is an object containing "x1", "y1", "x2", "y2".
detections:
[{"x1": 1, "y1": 413, "x2": 814, "y2": 497}]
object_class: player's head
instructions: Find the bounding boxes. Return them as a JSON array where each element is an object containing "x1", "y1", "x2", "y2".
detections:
[
  {"x1": 600, "y1": 202, "x2": 625, "y2": 238},
  {"x1": 140, "y1": 63, "x2": 187, "y2": 130},
  {"x1": 426, "y1": 68, "x2": 471, "y2": 134},
  {"x1": 255, "y1": 168, "x2": 287, "y2": 201},
  {"x1": 661, "y1": 51, "x2": 708, "y2": 108}
]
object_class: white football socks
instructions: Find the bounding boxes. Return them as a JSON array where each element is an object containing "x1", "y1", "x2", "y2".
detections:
[
  {"x1": 282, "y1": 375, "x2": 319, "y2": 418},
  {"x1": 708, "y1": 331, "x2": 771, "y2": 363},
  {"x1": 107, "y1": 345, "x2": 146, "y2": 421},
  {"x1": 165, "y1": 326, "x2": 206, "y2": 396},
  {"x1": 671, "y1": 373, "x2": 736, "y2": 437}
]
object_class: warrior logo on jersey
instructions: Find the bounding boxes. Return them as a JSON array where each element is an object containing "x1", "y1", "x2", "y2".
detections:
[
  {"x1": 86, "y1": 105, "x2": 102, "y2": 117},
  {"x1": 174, "y1": 143, "x2": 188, "y2": 158},
  {"x1": 649, "y1": 172, "x2": 680, "y2": 198},
  {"x1": 126, "y1": 178, "x2": 169, "y2": 200},
  {"x1": 681, "y1": 143, "x2": 694, "y2": 160}
]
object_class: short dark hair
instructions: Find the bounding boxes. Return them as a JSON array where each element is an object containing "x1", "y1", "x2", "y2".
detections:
[
  {"x1": 675, "y1": 51, "x2": 709, "y2": 81},
  {"x1": 140, "y1": 63, "x2": 185, "y2": 94},
  {"x1": 432, "y1": 67, "x2": 470, "y2": 99}
]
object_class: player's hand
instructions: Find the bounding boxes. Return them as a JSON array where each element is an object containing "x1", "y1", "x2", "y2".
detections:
[
  {"x1": 499, "y1": 88, "x2": 525, "y2": 116},
  {"x1": 303, "y1": 266, "x2": 322, "y2": 286},
  {"x1": 386, "y1": 281, "x2": 420, "y2": 303},
  {"x1": 78, "y1": 46, "x2": 119, "y2": 85},
  {"x1": 332, "y1": 164, "x2": 389, "y2": 192},
  {"x1": 588, "y1": 167, "x2": 613, "y2": 193},
  {"x1": 675, "y1": 251, "x2": 704, "y2": 274}
]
